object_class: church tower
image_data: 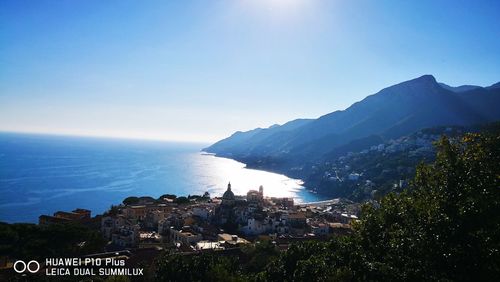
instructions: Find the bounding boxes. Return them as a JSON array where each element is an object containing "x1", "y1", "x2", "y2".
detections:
[{"x1": 222, "y1": 181, "x2": 235, "y2": 206}]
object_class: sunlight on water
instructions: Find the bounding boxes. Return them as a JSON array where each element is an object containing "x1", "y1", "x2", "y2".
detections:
[{"x1": 189, "y1": 154, "x2": 307, "y2": 201}]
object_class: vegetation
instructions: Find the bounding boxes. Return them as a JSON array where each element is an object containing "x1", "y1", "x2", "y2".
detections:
[
  {"x1": 123, "y1": 196, "x2": 141, "y2": 205},
  {"x1": 305, "y1": 125, "x2": 493, "y2": 201},
  {"x1": 174, "y1": 196, "x2": 190, "y2": 204},
  {"x1": 154, "y1": 130, "x2": 500, "y2": 281},
  {"x1": 122, "y1": 194, "x2": 210, "y2": 206},
  {"x1": 104, "y1": 204, "x2": 121, "y2": 216},
  {"x1": 159, "y1": 194, "x2": 177, "y2": 200},
  {"x1": 154, "y1": 241, "x2": 279, "y2": 282},
  {"x1": 0, "y1": 222, "x2": 106, "y2": 261}
]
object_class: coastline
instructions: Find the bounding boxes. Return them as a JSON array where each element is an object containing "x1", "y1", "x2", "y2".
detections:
[{"x1": 201, "y1": 151, "x2": 322, "y2": 198}]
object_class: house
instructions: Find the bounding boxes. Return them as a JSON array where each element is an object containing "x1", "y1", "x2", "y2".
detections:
[
  {"x1": 247, "y1": 186, "x2": 264, "y2": 203},
  {"x1": 72, "y1": 208, "x2": 91, "y2": 219},
  {"x1": 170, "y1": 226, "x2": 203, "y2": 246},
  {"x1": 270, "y1": 197, "x2": 294, "y2": 208},
  {"x1": 329, "y1": 222, "x2": 352, "y2": 235},
  {"x1": 101, "y1": 215, "x2": 127, "y2": 240},
  {"x1": 123, "y1": 205, "x2": 147, "y2": 220},
  {"x1": 158, "y1": 213, "x2": 184, "y2": 234},
  {"x1": 243, "y1": 218, "x2": 269, "y2": 235},
  {"x1": 39, "y1": 208, "x2": 92, "y2": 225},
  {"x1": 39, "y1": 215, "x2": 69, "y2": 225},
  {"x1": 287, "y1": 212, "x2": 306, "y2": 228},
  {"x1": 143, "y1": 210, "x2": 166, "y2": 229},
  {"x1": 310, "y1": 222, "x2": 329, "y2": 236},
  {"x1": 138, "y1": 231, "x2": 162, "y2": 248},
  {"x1": 218, "y1": 233, "x2": 250, "y2": 248},
  {"x1": 192, "y1": 206, "x2": 210, "y2": 220},
  {"x1": 195, "y1": 241, "x2": 223, "y2": 251},
  {"x1": 111, "y1": 225, "x2": 140, "y2": 248}
]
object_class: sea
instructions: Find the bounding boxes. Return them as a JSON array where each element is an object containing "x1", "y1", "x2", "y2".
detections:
[{"x1": 0, "y1": 132, "x2": 324, "y2": 223}]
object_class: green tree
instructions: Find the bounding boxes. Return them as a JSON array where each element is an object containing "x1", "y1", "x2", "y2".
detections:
[
  {"x1": 122, "y1": 196, "x2": 140, "y2": 205},
  {"x1": 0, "y1": 222, "x2": 106, "y2": 261},
  {"x1": 351, "y1": 133, "x2": 500, "y2": 280},
  {"x1": 260, "y1": 132, "x2": 500, "y2": 281},
  {"x1": 155, "y1": 253, "x2": 245, "y2": 282},
  {"x1": 174, "y1": 196, "x2": 189, "y2": 204},
  {"x1": 241, "y1": 240, "x2": 279, "y2": 273}
]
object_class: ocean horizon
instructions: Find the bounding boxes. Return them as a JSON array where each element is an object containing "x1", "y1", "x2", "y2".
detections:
[{"x1": 0, "y1": 132, "x2": 323, "y2": 223}]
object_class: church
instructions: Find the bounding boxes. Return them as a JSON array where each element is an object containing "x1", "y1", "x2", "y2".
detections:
[
  {"x1": 214, "y1": 182, "x2": 249, "y2": 227},
  {"x1": 221, "y1": 182, "x2": 235, "y2": 207}
]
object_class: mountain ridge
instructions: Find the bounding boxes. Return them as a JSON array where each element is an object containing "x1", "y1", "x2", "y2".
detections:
[{"x1": 204, "y1": 75, "x2": 500, "y2": 178}]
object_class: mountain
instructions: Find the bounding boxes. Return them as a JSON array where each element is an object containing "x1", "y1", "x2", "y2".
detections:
[
  {"x1": 488, "y1": 82, "x2": 500, "y2": 90},
  {"x1": 204, "y1": 118, "x2": 312, "y2": 156},
  {"x1": 204, "y1": 75, "x2": 500, "y2": 175},
  {"x1": 438, "y1": 82, "x2": 481, "y2": 93}
]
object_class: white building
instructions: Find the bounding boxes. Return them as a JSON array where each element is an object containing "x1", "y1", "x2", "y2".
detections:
[
  {"x1": 192, "y1": 207, "x2": 210, "y2": 220},
  {"x1": 195, "y1": 241, "x2": 223, "y2": 251},
  {"x1": 242, "y1": 218, "x2": 269, "y2": 235},
  {"x1": 170, "y1": 227, "x2": 203, "y2": 245}
]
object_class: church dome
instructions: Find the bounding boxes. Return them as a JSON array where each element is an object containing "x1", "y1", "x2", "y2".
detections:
[
  {"x1": 222, "y1": 182, "x2": 235, "y2": 200},
  {"x1": 223, "y1": 189, "x2": 235, "y2": 200}
]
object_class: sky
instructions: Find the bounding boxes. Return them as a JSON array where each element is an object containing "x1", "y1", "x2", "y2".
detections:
[{"x1": 1, "y1": 0, "x2": 499, "y2": 143}]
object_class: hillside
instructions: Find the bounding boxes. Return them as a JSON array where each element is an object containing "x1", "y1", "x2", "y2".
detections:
[
  {"x1": 204, "y1": 75, "x2": 500, "y2": 181},
  {"x1": 305, "y1": 125, "x2": 486, "y2": 201}
]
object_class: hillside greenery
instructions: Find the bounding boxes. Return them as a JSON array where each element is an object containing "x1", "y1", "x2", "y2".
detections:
[{"x1": 0, "y1": 222, "x2": 106, "y2": 261}]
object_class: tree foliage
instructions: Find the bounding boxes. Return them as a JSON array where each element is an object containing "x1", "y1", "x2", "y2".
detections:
[
  {"x1": 123, "y1": 196, "x2": 140, "y2": 206},
  {"x1": 174, "y1": 196, "x2": 190, "y2": 204},
  {"x1": 0, "y1": 222, "x2": 106, "y2": 261},
  {"x1": 155, "y1": 253, "x2": 245, "y2": 282}
]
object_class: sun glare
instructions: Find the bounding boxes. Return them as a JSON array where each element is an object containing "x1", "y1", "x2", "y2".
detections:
[
  {"x1": 266, "y1": 0, "x2": 305, "y2": 10},
  {"x1": 240, "y1": 0, "x2": 310, "y2": 21}
]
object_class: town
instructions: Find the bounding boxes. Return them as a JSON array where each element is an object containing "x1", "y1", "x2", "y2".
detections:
[
  {"x1": 301, "y1": 126, "x2": 465, "y2": 200},
  {"x1": 38, "y1": 183, "x2": 360, "y2": 254}
]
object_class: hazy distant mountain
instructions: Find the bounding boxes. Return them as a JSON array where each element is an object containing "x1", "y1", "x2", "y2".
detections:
[
  {"x1": 488, "y1": 82, "x2": 500, "y2": 90},
  {"x1": 205, "y1": 75, "x2": 500, "y2": 170},
  {"x1": 438, "y1": 82, "x2": 481, "y2": 93},
  {"x1": 205, "y1": 118, "x2": 313, "y2": 156}
]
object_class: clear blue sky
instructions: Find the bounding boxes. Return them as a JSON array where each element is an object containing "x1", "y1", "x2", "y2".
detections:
[{"x1": 1, "y1": 0, "x2": 499, "y2": 142}]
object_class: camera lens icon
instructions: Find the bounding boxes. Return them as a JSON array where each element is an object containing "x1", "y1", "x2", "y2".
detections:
[{"x1": 13, "y1": 260, "x2": 40, "y2": 273}]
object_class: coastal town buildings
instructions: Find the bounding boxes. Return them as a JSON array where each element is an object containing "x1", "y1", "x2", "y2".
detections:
[
  {"x1": 92, "y1": 182, "x2": 359, "y2": 253},
  {"x1": 39, "y1": 208, "x2": 91, "y2": 225}
]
